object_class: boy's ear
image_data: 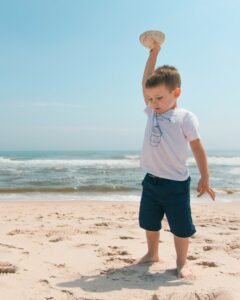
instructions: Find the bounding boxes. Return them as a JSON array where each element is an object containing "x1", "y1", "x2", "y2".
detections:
[{"x1": 174, "y1": 88, "x2": 181, "y2": 98}]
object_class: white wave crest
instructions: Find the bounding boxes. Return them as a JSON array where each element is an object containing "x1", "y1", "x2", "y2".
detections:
[
  {"x1": 0, "y1": 157, "x2": 139, "y2": 169},
  {"x1": 188, "y1": 156, "x2": 240, "y2": 166}
]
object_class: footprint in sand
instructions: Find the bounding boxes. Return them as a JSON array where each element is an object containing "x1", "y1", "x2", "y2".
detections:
[
  {"x1": 108, "y1": 246, "x2": 118, "y2": 250},
  {"x1": 75, "y1": 243, "x2": 99, "y2": 248},
  {"x1": 224, "y1": 241, "x2": 240, "y2": 252},
  {"x1": 197, "y1": 261, "x2": 218, "y2": 267},
  {"x1": 49, "y1": 237, "x2": 64, "y2": 242},
  {"x1": 0, "y1": 261, "x2": 18, "y2": 274},
  {"x1": 203, "y1": 245, "x2": 213, "y2": 251},
  {"x1": 187, "y1": 255, "x2": 199, "y2": 260},
  {"x1": 36, "y1": 215, "x2": 44, "y2": 220},
  {"x1": 229, "y1": 218, "x2": 238, "y2": 223},
  {"x1": 94, "y1": 222, "x2": 109, "y2": 227},
  {"x1": 107, "y1": 246, "x2": 130, "y2": 256},
  {"x1": 100, "y1": 267, "x2": 137, "y2": 279},
  {"x1": 138, "y1": 273, "x2": 156, "y2": 281},
  {"x1": 38, "y1": 279, "x2": 50, "y2": 285},
  {"x1": 119, "y1": 236, "x2": 134, "y2": 239},
  {"x1": 44, "y1": 261, "x2": 66, "y2": 269},
  {"x1": 77, "y1": 297, "x2": 108, "y2": 300},
  {"x1": 7, "y1": 228, "x2": 34, "y2": 235},
  {"x1": 0, "y1": 242, "x2": 24, "y2": 250},
  {"x1": 152, "y1": 289, "x2": 233, "y2": 300},
  {"x1": 33, "y1": 279, "x2": 54, "y2": 291},
  {"x1": 104, "y1": 250, "x2": 129, "y2": 257},
  {"x1": 61, "y1": 289, "x2": 74, "y2": 296},
  {"x1": 106, "y1": 257, "x2": 135, "y2": 264},
  {"x1": 82, "y1": 230, "x2": 97, "y2": 235},
  {"x1": 218, "y1": 232, "x2": 231, "y2": 235},
  {"x1": 116, "y1": 250, "x2": 130, "y2": 255},
  {"x1": 204, "y1": 238, "x2": 214, "y2": 244},
  {"x1": 229, "y1": 227, "x2": 238, "y2": 231},
  {"x1": 97, "y1": 246, "x2": 134, "y2": 264}
]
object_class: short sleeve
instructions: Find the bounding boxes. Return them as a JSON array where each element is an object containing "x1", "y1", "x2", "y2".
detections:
[
  {"x1": 144, "y1": 105, "x2": 153, "y2": 116},
  {"x1": 182, "y1": 112, "x2": 201, "y2": 142}
]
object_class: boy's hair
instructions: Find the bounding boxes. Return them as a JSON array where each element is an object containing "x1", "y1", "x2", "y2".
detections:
[{"x1": 145, "y1": 65, "x2": 181, "y2": 91}]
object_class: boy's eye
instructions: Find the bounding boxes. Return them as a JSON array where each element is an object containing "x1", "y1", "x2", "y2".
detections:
[{"x1": 157, "y1": 97, "x2": 163, "y2": 100}]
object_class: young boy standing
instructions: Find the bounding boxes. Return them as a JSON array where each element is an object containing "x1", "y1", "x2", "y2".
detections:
[{"x1": 136, "y1": 43, "x2": 215, "y2": 280}]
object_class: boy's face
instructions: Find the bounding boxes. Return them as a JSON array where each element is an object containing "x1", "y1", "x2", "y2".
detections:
[{"x1": 146, "y1": 84, "x2": 181, "y2": 114}]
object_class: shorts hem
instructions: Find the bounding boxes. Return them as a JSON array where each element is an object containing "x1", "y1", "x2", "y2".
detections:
[
  {"x1": 170, "y1": 229, "x2": 196, "y2": 238},
  {"x1": 139, "y1": 224, "x2": 161, "y2": 231}
]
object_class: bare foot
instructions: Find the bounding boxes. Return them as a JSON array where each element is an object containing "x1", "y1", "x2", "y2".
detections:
[
  {"x1": 177, "y1": 263, "x2": 195, "y2": 280},
  {"x1": 133, "y1": 253, "x2": 161, "y2": 265}
]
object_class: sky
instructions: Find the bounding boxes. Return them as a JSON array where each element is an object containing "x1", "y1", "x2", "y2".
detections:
[{"x1": 0, "y1": 0, "x2": 240, "y2": 151}]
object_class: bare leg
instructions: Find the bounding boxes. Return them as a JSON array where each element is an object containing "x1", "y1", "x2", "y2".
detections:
[
  {"x1": 134, "y1": 230, "x2": 161, "y2": 264},
  {"x1": 174, "y1": 235, "x2": 195, "y2": 280}
]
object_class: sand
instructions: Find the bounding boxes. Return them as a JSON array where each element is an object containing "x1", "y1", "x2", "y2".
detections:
[{"x1": 0, "y1": 200, "x2": 239, "y2": 300}]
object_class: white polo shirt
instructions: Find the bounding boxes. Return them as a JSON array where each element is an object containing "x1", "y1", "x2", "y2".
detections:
[{"x1": 140, "y1": 106, "x2": 201, "y2": 181}]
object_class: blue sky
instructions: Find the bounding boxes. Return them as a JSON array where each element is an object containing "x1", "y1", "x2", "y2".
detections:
[{"x1": 0, "y1": 0, "x2": 239, "y2": 151}]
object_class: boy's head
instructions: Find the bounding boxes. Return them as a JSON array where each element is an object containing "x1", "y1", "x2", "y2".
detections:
[{"x1": 145, "y1": 65, "x2": 181, "y2": 113}]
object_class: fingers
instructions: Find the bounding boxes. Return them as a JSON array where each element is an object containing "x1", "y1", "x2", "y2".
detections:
[
  {"x1": 197, "y1": 189, "x2": 204, "y2": 197},
  {"x1": 197, "y1": 186, "x2": 216, "y2": 201},
  {"x1": 151, "y1": 42, "x2": 161, "y2": 52},
  {"x1": 197, "y1": 183, "x2": 202, "y2": 193},
  {"x1": 208, "y1": 188, "x2": 216, "y2": 201}
]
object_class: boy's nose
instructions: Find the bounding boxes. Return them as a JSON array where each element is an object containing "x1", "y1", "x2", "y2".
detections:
[{"x1": 151, "y1": 98, "x2": 158, "y2": 105}]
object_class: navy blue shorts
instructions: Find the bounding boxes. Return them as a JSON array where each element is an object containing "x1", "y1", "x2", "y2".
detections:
[{"x1": 139, "y1": 173, "x2": 196, "y2": 238}]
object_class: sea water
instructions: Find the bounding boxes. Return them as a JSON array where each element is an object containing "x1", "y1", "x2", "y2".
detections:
[{"x1": 0, "y1": 149, "x2": 239, "y2": 202}]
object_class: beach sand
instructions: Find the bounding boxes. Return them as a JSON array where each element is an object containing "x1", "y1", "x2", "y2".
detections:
[{"x1": 0, "y1": 200, "x2": 239, "y2": 300}]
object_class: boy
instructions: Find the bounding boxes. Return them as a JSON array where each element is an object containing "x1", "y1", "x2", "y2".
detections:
[{"x1": 135, "y1": 43, "x2": 216, "y2": 280}]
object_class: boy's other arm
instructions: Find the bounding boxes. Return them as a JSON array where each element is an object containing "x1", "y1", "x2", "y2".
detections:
[
  {"x1": 190, "y1": 139, "x2": 216, "y2": 201},
  {"x1": 142, "y1": 44, "x2": 160, "y2": 105}
]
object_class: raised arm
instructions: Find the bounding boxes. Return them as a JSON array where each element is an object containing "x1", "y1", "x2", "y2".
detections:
[{"x1": 142, "y1": 43, "x2": 161, "y2": 105}]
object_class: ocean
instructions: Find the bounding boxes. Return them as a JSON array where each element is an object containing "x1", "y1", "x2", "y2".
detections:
[{"x1": 0, "y1": 150, "x2": 239, "y2": 203}]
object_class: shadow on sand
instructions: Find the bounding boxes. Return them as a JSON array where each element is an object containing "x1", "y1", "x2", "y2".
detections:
[{"x1": 57, "y1": 261, "x2": 192, "y2": 294}]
